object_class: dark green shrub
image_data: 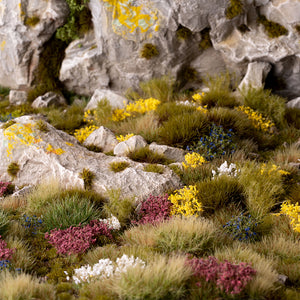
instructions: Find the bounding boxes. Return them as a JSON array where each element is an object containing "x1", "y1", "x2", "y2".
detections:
[
  {"x1": 128, "y1": 147, "x2": 171, "y2": 165},
  {"x1": 226, "y1": 0, "x2": 244, "y2": 19},
  {"x1": 196, "y1": 176, "x2": 245, "y2": 215},
  {"x1": 25, "y1": 16, "x2": 40, "y2": 27},
  {"x1": 42, "y1": 194, "x2": 101, "y2": 231},
  {"x1": 258, "y1": 15, "x2": 288, "y2": 38},
  {"x1": 158, "y1": 111, "x2": 209, "y2": 148},
  {"x1": 140, "y1": 43, "x2": 159, "y2": 59},
  {"x1": 109, "y1": 161, "x2": 130, "y2": 173},
  {"x1": 56, "y1": 0, "x2": 92, "y2": 43},
  {"x1": 176, "y1": 26, "x2": 192, "y2": 40},
  {"x1": 199, "y1": 28, "x2": 212, "y2": 50},
  {"x1": 7, "y1": 162, "x2": 20, "y2": 178}
]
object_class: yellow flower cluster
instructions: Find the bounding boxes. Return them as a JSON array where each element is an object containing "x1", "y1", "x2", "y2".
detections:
[
  {"x1": 46, "y1": 144, "x2": 65, "y2": 155},
  {"x1": 74, "y1": 125, "x2": 99, "y2": 143},
  {"x1": 279, "y1": 201, "x2": 300, "y2": 233},
  {"x1": 169, "y1": 185, "x2": 203, "y2": 217},
  {"x1": 235, "y1": 106, "x2": 275, "y2": 133},
  {"x1": 83, "y1": 110, "x2": 96, "y2": 125},
  {"x1": 192, "y1": 92, "x2": 205, "y2": 104},
  {"x1": 116, "y1": 133, "x2": 134, "y2": 142},
  {"x1": 182, "y1": 152, "x2": 206, "y2": 169},
  {"x1": 112, "y1": 98, "x2": 161, "y2": 122},
  {"x1": 3, "y1": 123, "x2": 42, "y2": 157},
  {"x1": 260, "y1": 163, "x2": 290, "y2": 176},
  {"x1": 196, "y1": 105, "x2": 209, "y2": 114}
]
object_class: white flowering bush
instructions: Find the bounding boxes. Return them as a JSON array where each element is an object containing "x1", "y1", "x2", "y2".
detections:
[
  {"x1": 212, "y1": 161, "x2": 239, "y2": 178},
  {"x1": 99, "y1": 214, "x2": 121, "y2": 230},
  {"x1": 67, "y1": 254, "x2": 146, "y2": 284}
]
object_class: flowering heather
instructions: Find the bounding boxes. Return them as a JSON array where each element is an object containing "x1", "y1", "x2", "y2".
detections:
[
  {"x1": 45, "y1": 220, "x2": 113, "y2": 255},
  {"x1": 133, "y1": 194, "x2": 172, "y2": 225},
  {"x1": 0, "y1": 181, "x2": 14, "y2": 197},
  {"x1": 0, "y1": 236, "x2": 14, "y2": 260},
  {"x1": 188, "y1": 256, "x2": 256, "y2": 295}
]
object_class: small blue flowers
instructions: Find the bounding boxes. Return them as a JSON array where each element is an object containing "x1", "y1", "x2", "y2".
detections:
[
  {"x1": 187, "y1": 124, "x2": 237, "y2": 160},
  {"x1": 223, "y1": 213, "x2": 260, "y2": 242},
  {"x1": 21, "y1": 214, "x2": 43, "y2": 235},
  {"x1": 0, "y1": 260, "x2": 11, "y2": 271}
]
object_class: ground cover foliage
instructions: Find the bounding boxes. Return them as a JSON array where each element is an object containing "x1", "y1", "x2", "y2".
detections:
[{"x1": 0, "y1": 74, "x2": 300, "y2": 299}]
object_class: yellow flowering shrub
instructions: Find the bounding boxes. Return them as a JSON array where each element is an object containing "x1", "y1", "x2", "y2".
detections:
[
  {"x1": 169, "y1": 185, "x2": 203, "y2": 217},
  {"x1": 74, "y1": 125, "x2": 99, "y2": 143},
  {"x1": 196, "y1": 105, "x2": 209, "y2": 114},
  {"x1": 46, "y1": 144, "x2": 65, "y2": 155},
  {"x1": 279, "y1": 201, "x2": 300, "y2": 233},
  {"x1": 192, "y1": 92, "x2": 205, "y2": 104},
  {"x1": 116, "y1": 133, "x2": 134, "y2": 142},
  {"x1": 112, "y1": 98, "x2": 161, "y2": 122},
  {"x1": 83, "y1": 109, "x2": 96, "y2": 125},
  {"x1": 235, "y1": 106, "x2": 275, "y2": 133},
  {"x1": 182, "y1": 152, "x2": 206, "y2": 169},
  {"x1": 260, "y1": 163, "x2": 290, "y2": 176}
]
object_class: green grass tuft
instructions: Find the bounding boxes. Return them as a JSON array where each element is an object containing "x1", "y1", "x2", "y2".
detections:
[
  {"x1": 258, "y1": 15, "x2": 288, "y2": 38},
  {"x1": 109, "y1": 161, "x2": 130, "y2": 173},
  {"x1": 143, "y1": 164, "x2": 165, "y2": 174},
  {"x1": 25, "y1": 16, "x2": 40, "y2": 27},
  {"x1": 7, "y1": 162, "x2": 20, "y2": 178},
  {"x1": 140, "y1": 43, "x2": 159, "y2": 60},
  {"x1": 79, "y1": 168, "x2": 96, "y2": 190},
  {"x1": 226, "y1": 0, "x2": 244, "y2": 19}
]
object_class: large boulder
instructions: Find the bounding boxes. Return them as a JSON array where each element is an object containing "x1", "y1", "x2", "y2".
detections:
[
  {"x1": 0, "y1": 0, "x2": 68, "y2": 89},
  {"x1": 0, "y1": 116, "x2": 181, "y2": 200}
]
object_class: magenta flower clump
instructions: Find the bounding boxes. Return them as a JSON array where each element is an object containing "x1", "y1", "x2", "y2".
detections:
[
  {"x1": 0, "y1": 236, "x2": 15, "y2": 260},
  {"x1": 188, "y1": 256, "x2": 256, "y2": 295},
  {"x1": 133, "y1": 194, "x2": 172, "y2": 225},
  {"x1": 45, "y1": 220, "x2": 113, "y2": 255}
]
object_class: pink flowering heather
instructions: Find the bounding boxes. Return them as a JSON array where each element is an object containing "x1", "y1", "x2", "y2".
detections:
[
  {"x1": 188, "y1": 256, "x2": 256, "y2": 295},
  {"x1": 45, "y1": 220, "x2": 113, "y2": 255},
  {"x1": 0, "y1": 182, "x2": 14, "y2": 197},
  {"x1": 132, "y1": 194, "x2": 172, "y2": 225},
  {"x1": 0, "y1": 236, "x2": 15, "y2": 260}
]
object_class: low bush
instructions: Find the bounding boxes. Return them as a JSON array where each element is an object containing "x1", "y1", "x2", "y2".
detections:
[
  {"x1": 128, "y1": 146, "x2": 171, "y2": 165},
  {"x1": 109, "y1": 161, "x2": 130, "y2": 173},
  {"x1": 140, "y1": 43, "x2": 159, "y2": 59}
]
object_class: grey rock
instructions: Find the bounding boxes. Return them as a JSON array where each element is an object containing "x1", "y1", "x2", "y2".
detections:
[
  {"x1": 9, "y1": 90, "x2": 28, "y2": 106},
  {"x1": 0, "y1": 0, "x2": 69, "y2": 89},
  {"x1": 114, "y1": 135, "x2": 147, "y2": 157},
  {"x1": 278, "y1": 274, "x2": 289, "y2": 285},
  {"x1": 0, "y1": 116, "x2": 181, "y2": 200},
  {"x1": 86, "y1": 89, "x2": 128, "y2": 111},
  {"x1": 31, "y1": 91, "x2": 67, "y2": 108},
  {"x1": 149, "y1": 142, "x2": 186, "y2": 163},
  {"x1": 11, "y1": 185, "x2": 33, "y2": 198},
  {"x1": 239, "y1": 62, "x2": 271, "y2": 91},
  {"x1": 286, "y1": 97, "x2": 300, "y2": 110},
  {"x1": 84, "y1": 126, "x2": 118, "y2": 153},
  {"x1": 59, "y1": 33, "x2": 110, "y2": 96}
]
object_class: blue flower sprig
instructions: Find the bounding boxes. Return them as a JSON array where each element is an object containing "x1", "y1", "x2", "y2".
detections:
[
  {"x1": 21, "y1": 214, "x2": 43, "y2": 235},
  {"x1": 187, "y1": 124, "x2": 236, "y2": 160},
  {"x1": 223, "y1": 213, "x2": 260, "y2": 242}
]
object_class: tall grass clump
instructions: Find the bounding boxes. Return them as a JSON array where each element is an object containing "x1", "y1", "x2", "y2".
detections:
[
  {"x1": 199, "y1": 73, "x2": 239, "y2": 108},
  {"x1": 158, "y1": 111, "x2": 209, "y2": 148},
  {"x1": 240, "y1": 87, "x2": 286, "y2": 128},
  {"x1": 128, "y1": 146, "x2": 171, "y2": 165},
  {"x1": 0, "y1": 271, "x2": 55, "y2": 300},
  {"x1": 124, "y1": 216, "x2": 217, "y2": 256},
  {"x1": 0, "y1": 209, "x2": 10, "y2": 237},
  {"x1": 138, "y1": 76, "x2": 175, "y2": 103},
  {"x1": 238, "y1": 161, "x2": 285, "y2": 218},
  {"x1": 103, "y1": 189, "x2": 135, "y2": 228},
  {"x1": 42, "y1": 194, "x2": 102, "y2": 231},
  {"x1": 107, "y1": 255, "x2": 193, "y2": 300},
  {"x1": 196, "y1": 176, "x2": 245, "y2": 215},
  {"x1": 214, "y1": 244, "x2": 279, "y2": 298}
]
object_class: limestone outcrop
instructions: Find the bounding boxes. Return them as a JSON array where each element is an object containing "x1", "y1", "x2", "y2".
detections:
[{"x1": 0, "y1": 116, "x2": 181, "y2": 200}]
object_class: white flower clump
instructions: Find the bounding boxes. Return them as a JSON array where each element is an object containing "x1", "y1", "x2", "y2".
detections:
[
  {"x1": 68, "y1": 254, "x2": 146, "y2": 284},
  {"x1": 99, "y1": 214, "x2": 121, "y2": 230},
  {"x1": 212, "y1": 161, "x2": 239, "y2": 178}
]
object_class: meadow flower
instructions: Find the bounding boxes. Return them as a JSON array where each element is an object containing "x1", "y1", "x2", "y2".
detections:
[
  {"x1": 182, "y1": 152, "x2": 206, "y2": 169},
  {"x1": 116, "y1": 133, "x2": 134, "y2": 142},
  {"x1": 212, "y1": 161, "x2": 239, "y2": 178}
]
